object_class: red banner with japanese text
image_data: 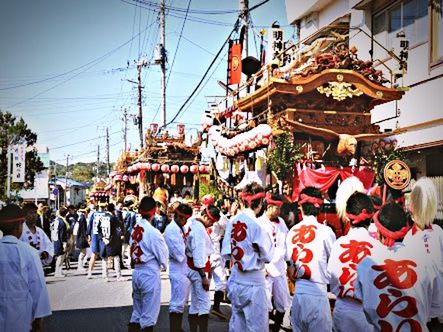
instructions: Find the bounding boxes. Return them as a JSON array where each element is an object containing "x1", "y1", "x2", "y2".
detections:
[{"x1": 228, "y1": 42, "x2": 242, "y2": 85}]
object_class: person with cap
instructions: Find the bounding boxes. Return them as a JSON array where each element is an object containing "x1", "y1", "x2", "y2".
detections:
[
  {"x1": 164, "y1": 203, "x2": 192, "y2": 331},
  {"x1": 37, "y1": 203, "x2": 51, "y2": 238},
  {"x1": 327, "y1": 192, "x2": 380, "y2": 332},
  {"x1": 355, "y1": 202, "x2": 442, "y2": 331},
  {"x1": 129, "y1": 196, "x2": 169, "y2": 332},
  {"x1": 99, "y1": 203, "x2": 124, "y2": 281},
  {"x1": 221, "y1": 182, "x2": 274, "y2": 332},
  {"x1": 403, "y1": 177, "x2": 443, "y2": 325},
  {"x1": 51, "y1": 207, "x2": 69, "y2": 278},
  {"x1": 258, "y1": 193, "x2": 291, "y2": 332},
  {"x1": 286, "y1": 186, "x2": 336, "y2": 332},
  {"x1": 20, "y1": 202, "x2": 54, "y2": 267},
  {"x1": 202, "y1": 194, "x2": 229, "y2": 320},
  {"x1": 0, "y1": 204, "x2": 52, "y2": 331},
  {"x1": 74, "y1": 205, "x2": 89, "y2": 273},
  {"x1": 185, "y1": 204, "x2": 219, "y2": 332},
  {"x1": 86, "y1": 201, "x2": 108, "y2": 279}
]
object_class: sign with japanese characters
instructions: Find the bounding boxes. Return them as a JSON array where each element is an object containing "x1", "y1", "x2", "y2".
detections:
[{"x1": 12, "y1": 144, "x2": 26, "y2": 183}]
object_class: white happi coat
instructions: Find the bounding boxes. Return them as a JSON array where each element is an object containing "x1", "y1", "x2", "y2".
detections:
[
  {"x1": 208, "y1": 212, "x2": 229, "y2": 291},
  {"x1": 355, "y1": 242, "x2": 442, "y2": 331},
  {"x1": 185, "y1": 217, "x2": 214, "y2": 316},
  {"x1": 164, "y1": 220, "x2": 190, "y2": 313},
  {"x1": 130, "y1": 218, "x2": 168, "y2": 328},
  {"x1": 222, "y1": 209, "x2": 274, "y2": 332},
  {"x1": 0, "y1": 235, "x2": 52, "y2": 331},
  {"x1": 258, "y1": 214, "x2": 291, "y2": 313},
  {"x1": 327, "y1": 227, "x2": 380, "y2": 332},
  {"x1": 20, "y1": 223, "x2": 54, "y2": 266},
  {"x1": 286, "y1": 215, "x2": 336, "y2": 332},
  {"x1": 403, "y1": 224, "x2": 443, "y2": 319}
]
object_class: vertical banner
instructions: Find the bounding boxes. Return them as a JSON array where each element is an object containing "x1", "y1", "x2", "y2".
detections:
[
  {"x1": 267, "y1": 26, "x2": 283, "y2": 64},
  {"x1": 228, "y1": 41, "x2": 242, "y2": 85},
  {"x1": 12, "y1": 144, "x2": 26, "y2": 183}
]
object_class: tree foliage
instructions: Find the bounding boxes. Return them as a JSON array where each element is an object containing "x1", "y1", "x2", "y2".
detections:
[
  {"x1": 267, "y1": 133, "x2": 303, "y2": 181},
  {"x1": 0, "y1": 111, "x2": 44, "y2": 200}
]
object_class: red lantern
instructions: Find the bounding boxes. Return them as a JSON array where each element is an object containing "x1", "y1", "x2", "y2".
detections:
[
  {"x1": 161, "y1": 164, "x2": 170, "y2": 173},
  {"x1": 199, "y1": 165, "x2": 209, "y2": 174},
  {"x1": 145, "y1": 163, "x2": 151, "y2": 171},
  {"x1": 152, "y1": 163, "x2": 160, "y2": 172},
  {"x1": 177, "y1": 123, "x2": 185, "y2": 135},
  {"x1": 171, "y1": 165, "x2": 179, "y2": 173},
  {"x1": 190, "y1": 165, "x2": 199, "y2": 174},
  {"x1": 180, "y1": 165, "x2": 189, "y2": 174}
]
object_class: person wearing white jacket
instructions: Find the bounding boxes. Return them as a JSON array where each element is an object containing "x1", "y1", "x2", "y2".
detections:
[
  {"x1": 128, "y1": 196, "x2": 169, "y2": 332},
  {"x1": 222, "y1": 182, "x2": 274, "y2": 332},
  {"x1": 185, "y1": 205, "x2": 219, "y2": 332},
  {"x1": 164, "y1": 203, "x2": 192, "y2": 331}
]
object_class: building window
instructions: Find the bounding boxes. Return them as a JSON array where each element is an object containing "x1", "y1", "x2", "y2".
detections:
[
  {"x1": 372, "y1": 0, "x2": 428, "y2": 60},
  {"x1": 431, "y1": 0, "x2": 443, "y2": 64}
]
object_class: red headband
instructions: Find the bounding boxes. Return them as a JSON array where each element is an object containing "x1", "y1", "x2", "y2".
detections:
[
  {"x1": 373, "y1": 211, "x2": 409, "y2": 247},
  {"x1": 205, "y1": 207, "x2": 218, "y2": 223},
  {"x1": 175, "y1": 208, "x2": 192, "y2": 219},
  {"x1": 373, "y1": 204, "x2": 381, "y2": 211},
  {"x1": 265, "y1": 193, "x2": 283, "y2": 207},
  {"x1": 0, "y1": 217, "x2": 25, "y2": 224},
  {"x1": 346, "y1": 209, "x2": 375, "y2": 225},
  {"x1": 240, "y1": 192, "x2": 265, "y2": 205},
  {"x1": 298, "y1": 194, "x2": 323, "y2": 208},
  {"x1": 139, "y1": 206, "x2": 157, "y2": 218}
]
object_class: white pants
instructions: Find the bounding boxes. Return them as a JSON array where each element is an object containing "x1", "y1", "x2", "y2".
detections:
[
  {"x1": 227, "y1": 280, "x2": 269, "y2": 332},
  {"x1": 332, "y1": 298, "x2": 374, "y2": 332},
  {"x1": 211, "y1": 256, "x2": 227, "y2": 292},
  {"x1": 291, "y1": 292, "x2": 332, "y2": 332},
  {"x1": 266, "y1": 274, "x2": 292, "y2": 312},
  {"x1": 130, "y1": 267, "x2": 161, "y2": 328},
  {"x1": 187, "y1": 269, "x2": 211, "y2": 316},
  {"x1": 169, "y1": 270, "x2": 190, "y2": 313},
  {"x1": 102, "y1": 256, "x2": 121, "y2": 278}
]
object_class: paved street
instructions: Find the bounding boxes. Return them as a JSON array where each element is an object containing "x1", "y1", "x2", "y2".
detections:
[{"x1": 44, "y1": 259, "x2": 231, "y2": 332}]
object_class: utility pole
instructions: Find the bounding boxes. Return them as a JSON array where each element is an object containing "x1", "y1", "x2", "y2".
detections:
[
  {"x1": 96, "y1": 144, "x2": 100, "y2": 180},
  {"x1": 65, "y1": 154, "x2": 69, "y2": 206},
  {"x1": 122, "y1": 108, "x2": 128, "y2": 153},
  {"x1": 160, "y1": 0, "x2": 167, "y2": 128},
  {"x1": 240, "y1": 0, "x2": 249, "y2": 57},
  {"x1": 137, "y1": 62, "x2": 144, "y2": 148},
  {"x1": 106, "y1": 127, "x2": 110, "y2": 176}
]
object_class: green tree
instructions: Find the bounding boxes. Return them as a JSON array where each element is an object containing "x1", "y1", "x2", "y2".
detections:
[
  {"x1": 267, "y1": 133, "x2": 303, "y2": 182},
  {"x1": 0, "y1": 111, "x2": 44, "y2": 200}
]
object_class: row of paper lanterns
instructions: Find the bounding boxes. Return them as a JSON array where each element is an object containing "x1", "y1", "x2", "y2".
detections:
[
  {"x1": 90, "y1": 192, "x2": 109, "y2": 197},
  {"x1": 122, "y1": 163, "x2": 210, "y2": 175},
  {"x1": 208, "y1": 124, "x2": 273, "y2": 157}
]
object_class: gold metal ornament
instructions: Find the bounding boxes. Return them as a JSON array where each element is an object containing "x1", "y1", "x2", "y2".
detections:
[
  {"x1": 383, "y1": 160, "x2": 411, "y2": 190},
  {"x1": 317, "y1": 82, "x2": 363, "y2": 101}
]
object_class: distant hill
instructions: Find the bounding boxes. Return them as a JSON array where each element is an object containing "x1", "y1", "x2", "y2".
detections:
[{"x1": 49, "y1": 160, "x2": 114, "y2": 183}]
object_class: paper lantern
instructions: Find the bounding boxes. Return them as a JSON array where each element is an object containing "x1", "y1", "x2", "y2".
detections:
[
  {"x1": 190, "y1": 165, "x2": 199, "y2": 174},
  {"x1": 152, "y1": 163, "x2": 160, "y2": 172},
  {"x1": 161, "y1": 164, "x2": 170, "y2": 173},
  {"x1": 114, "y1": 174, "x2": 123, "y2": 181},
  {"x1": 171, "y1": 165, "x2": 179, "y2": 173},
  {"x1": 180, "y1": 165, "x2": 189, "y2": 174},
  {"x1": 199, "y1": 165, "x2": 206, "y2": 173},
  {"x1": 123, "y1": 175, "x2": 129, "y2": 182},
  {"x1": 145, "y1": 163, "x2": 151, "y2": 171}
]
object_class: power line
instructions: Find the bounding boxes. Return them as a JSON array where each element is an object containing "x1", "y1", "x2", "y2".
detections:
[{"x1": 51, "y1": 131, "x2": 120, "y2": 150}]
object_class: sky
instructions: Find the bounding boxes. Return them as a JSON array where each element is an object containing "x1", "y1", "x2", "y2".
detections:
[{"x1": 0, "y1": 0, "x2": 291, "y2": 166}]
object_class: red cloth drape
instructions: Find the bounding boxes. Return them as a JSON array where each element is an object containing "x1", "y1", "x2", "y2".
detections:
[{"x1": 292, "y1": 164, "x2": 375, "y2": 201}]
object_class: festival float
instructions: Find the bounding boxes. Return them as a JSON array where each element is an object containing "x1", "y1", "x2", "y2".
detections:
[
  {"x1": 110, "y1": 123, "x2": 209, "y2": 203},
  {"x1": 203, "y1": 23, "x2": 411, "y2": 236}
]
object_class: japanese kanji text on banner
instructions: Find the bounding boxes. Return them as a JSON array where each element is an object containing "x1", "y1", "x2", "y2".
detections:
[{"x1": 12, "y1": 144, "x2": 26, "y2": 183}]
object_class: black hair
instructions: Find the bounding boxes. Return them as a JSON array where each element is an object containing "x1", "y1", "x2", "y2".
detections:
[
  {"x1": 139, "y1": 196, "x2": 156, "y2": 215},
  {"x1": 299, "y1": 187, "x2": 322, "y2": 217},
  {"x1": 346, "y1": 192, "x2": 374, "y2": 228},
  {"x1": 67, "y1": 205, "x2": 75, "y2": 210},
  {"x1": 241, "y1": 182, "x2": 265, "y2": 210},
  {"x1": 59, "y1": 207, "x2": 68, "y2": 217},
  {"x1": 22, "y1": 202, "x2": 38, "y2": 212},
  {"x1": 0, "y1": 204, "x2": 25, "y2": 235},
  {"x1": 184, "y1": 190, "x2": 191, "y2": 197},
  {"x1": 369, "y1": 195, "x2": 382, "y2": 211},
  {"x1": 378, "y1": 202, "x2": 407, "y2": 233},
  {"x1": 107, "y1": 203, "x2": 115, "y2": 213},
  {"x1": 175, "y1": 203, "x2": 192, "y2": 218},
  {"x1": 124, "y1": 200, "x2": 134, "y2": 208},
  {"x1": 202, "y1": 204, "x2": 221, "y2": 221}
]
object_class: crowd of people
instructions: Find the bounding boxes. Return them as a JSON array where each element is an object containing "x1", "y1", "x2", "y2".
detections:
[{"x1": 0, "y1": 176, "x2": 442, "y2": 332}]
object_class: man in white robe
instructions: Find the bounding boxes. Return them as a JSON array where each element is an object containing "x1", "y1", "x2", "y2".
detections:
[
  {"x1": 222, "y1": 182, "x2": 274, "y2": 332},
  {"x1": 286, "y1": 187, "x2": 336, "y2": 332},
  {"x1": 164, "y1": 203, "x2": 192, "y2": 331},
  {"x1": 20, "y1": 202, "x2": 54, "y2": 267},
  {"x1": 0, "y1": 204, "x2": 52, "y2": 331},
  {"x1": 129, "y1": 196, "x2": 169, "y2": 332},
  {"x1": 185, "y1": 205, "x2": 218, "y2": 332}
]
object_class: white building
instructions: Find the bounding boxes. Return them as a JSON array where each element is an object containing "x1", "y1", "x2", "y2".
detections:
[{"x1": 285, "y1": 0, "x2": 443, "y2": 177}]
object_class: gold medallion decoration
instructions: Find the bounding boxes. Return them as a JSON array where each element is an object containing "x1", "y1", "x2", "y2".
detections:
[
  {"x1": 383, "y1": 160, "x2": 411, "y2": 190},
  {"x1": 317, "y1": 82, "x2": 363, "y2": 101},
  {"x1": 232, "y1": 56, "x2": 240, "y2": 71}
]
